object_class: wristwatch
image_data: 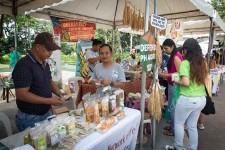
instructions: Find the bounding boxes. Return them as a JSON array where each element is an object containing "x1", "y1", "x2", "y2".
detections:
[{"x1": 110, "y1": 81, "x2": 114, "y2": 87}]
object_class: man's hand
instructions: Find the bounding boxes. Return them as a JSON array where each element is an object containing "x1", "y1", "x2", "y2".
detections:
[
  {"x1": 49, "y1": 96, "x2": 64, "y2": 106},
  {"x1": 100, "y1": 78, "x2": 111, "y2": 86},
  {"x1": 58, "y1": 89, "x2": 66, "y2": 98},
  {"x1": 89, "y1": 79, "x2": 101, "y2": 87}
]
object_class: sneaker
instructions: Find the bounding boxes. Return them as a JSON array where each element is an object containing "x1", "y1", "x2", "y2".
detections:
[
  {"x1": 165, "y1": 145, "x2": 176, "y2": 150},
  {"x1": 165, "y1": 145, "x2": 186, "y2": 150},
  {"x1": 197, "y1": 124, "x2": 205, "y2": 130}
]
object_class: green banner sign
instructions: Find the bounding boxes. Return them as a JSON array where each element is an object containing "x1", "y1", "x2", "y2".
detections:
[{"x1": 140, "y1": 31, "x2": 156, "y2": 72}]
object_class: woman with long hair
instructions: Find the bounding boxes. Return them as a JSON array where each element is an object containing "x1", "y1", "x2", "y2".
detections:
[
  {"x1": 160, "y1": 39, "x2": 183, "y2": 136},
  {"x1": 91, "y1": 44, "x2": 126, "y2": 92},
  {"x1": 169, "y1": 38, "x2": 208, "y2": 150}
]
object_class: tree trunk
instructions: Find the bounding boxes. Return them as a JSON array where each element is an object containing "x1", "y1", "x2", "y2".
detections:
[{"x1": 0, "y1": 14, "x2": 4, "y2": 40}]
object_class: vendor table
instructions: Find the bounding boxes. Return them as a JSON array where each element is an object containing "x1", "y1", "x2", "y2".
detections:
[
  {"x1": 124, "y1": 71, "x2": 141, "y2": 82},
  {"x1": 74, "y1": 107, "x2": 141, "y2": 150},
  {"x1": 0, "y1": 108, "x2": 141, "y2": 150}
]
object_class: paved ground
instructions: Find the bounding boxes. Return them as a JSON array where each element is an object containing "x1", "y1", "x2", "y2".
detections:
[{"x1": 0, "y1": 71, "x2": 225, "y2": 150}]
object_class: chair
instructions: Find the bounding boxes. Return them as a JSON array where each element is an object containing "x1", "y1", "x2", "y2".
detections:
[
  {"x1": 67, "y1": 77, "x2": 85, "y2": 109},
  {"x1": 3, "y1": 82, "x2": 15, "y2": 103},
  {"x1": 0, "y1": 112, "x2": 12, "y2": 136}
]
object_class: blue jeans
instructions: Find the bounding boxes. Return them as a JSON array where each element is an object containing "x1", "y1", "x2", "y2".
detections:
[
  {"x1": 168, "y1": 83, "x2": 175, "y2": 119},
  {"x1": 174, "y1": 95, "x2": 206, "y2": 150},
  {"x1": 169, "y1": 97, "x2": 176, "y2": 132},
  {"x1": 168, "y1": 83, "x2": 175, "y2": 111},
  {"x1": 15, "y1": 109, "x2": 52, "y2": 131}
]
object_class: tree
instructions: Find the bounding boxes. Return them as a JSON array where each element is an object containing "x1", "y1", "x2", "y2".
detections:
[
  {"x1": 0, "y1": 15, "x2": 52, "y2": 55},
  {"x1": 95, "y1": 28, "x2": 141, "y2": 55},
  {"x1": 211, "y1": 0, "x2": 225, "y2": 21},
  {"x1": 61, "y1": 43, "x2": 76, "y2": 55}
]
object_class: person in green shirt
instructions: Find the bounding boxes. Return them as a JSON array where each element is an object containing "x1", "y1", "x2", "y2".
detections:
[
  {"x1": 165, "y1": 38, "x2": 208, "y2": 150},
  {"x1": 9, "y1": 46, "x2": 21, "y2": 70}
]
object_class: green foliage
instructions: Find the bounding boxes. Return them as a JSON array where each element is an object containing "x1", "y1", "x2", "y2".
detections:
[
  {"x1": 113, "y1": 52, "x2": 130, "y2": 61},
  {"x1": 0, "y1": 15, "x2": 52, "y2": 55},
  {"x1": 94, "y1": 29, "x2": 141, "y2": 55},
  {"x1": 211, "y1": 0, "x2": 225, "y2": 21},
  {"x1": 95, "y1": 28, "x2": 106, "y2": 43},
  {"x1": 61, "y1": 43, "x2": 76, "y2": 55},
  {"x1": 113, "y1": 52, "x2": 140, "y2": 63},
  {"x1": 120, "y1": 33, "x2": 141, "y2": 52},
  {"x1": 0, "y1": 54, "x2": 10, "y2": 63},
  {"x1": 61, "y1": 52, "x2": 77, "y2": 65}
]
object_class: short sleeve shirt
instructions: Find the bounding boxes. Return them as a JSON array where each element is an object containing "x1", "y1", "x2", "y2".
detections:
[
  {"x1": 92, "y1": 63, "x2": 126, "y2": 91},
  {"x1": 168, "y1": 52, "x2": 183, "y2": 83},
  {"x1": 9, "y1": 50, "x2": 21, "y2": 68},
  {"x1": 86, "y1": 49, "x2": 99, "y2": 77},
  {"x1": 12, "y1": 53, "x2": 52, "y2": 115},
  {"x1": 179, "y1": 60, "x2": 206, "y2": 97}
]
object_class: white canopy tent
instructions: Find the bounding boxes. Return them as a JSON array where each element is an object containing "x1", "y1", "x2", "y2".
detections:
[
  {"x1": 1, "y1": 0, "x2": 225, "y2": 36},
  {"x1": 1, "y1": 0, "x2": 225, "y2": 149},
  {"x1": 26, "y1": 0, "x2": 225, "y2": 32}
]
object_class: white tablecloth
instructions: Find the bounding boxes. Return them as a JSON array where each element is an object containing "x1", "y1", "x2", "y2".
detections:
[
  {"x1": 0, "y1": 108, "x2": 141, "y2": 150},
  {"x1": 74, "y1": 107, "x2": 141, "y2": 150}
]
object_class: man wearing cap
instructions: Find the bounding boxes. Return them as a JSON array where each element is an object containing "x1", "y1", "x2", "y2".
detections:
[
  {"x1": 86, "y1": 39, "x2": 102, "y2": 78},
  {"x1": 12, "y1": 32, "x2": 64, "y2": 131}
]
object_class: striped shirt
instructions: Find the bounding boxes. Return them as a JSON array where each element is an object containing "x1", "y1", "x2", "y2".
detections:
[{"x1": 12, "y1": 53, "x2": 52, "y2": 115}]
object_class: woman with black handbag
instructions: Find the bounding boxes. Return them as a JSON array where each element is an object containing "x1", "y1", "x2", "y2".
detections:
[{"x1": 165, "y1": 38, "x2": 208, "y2": 150}]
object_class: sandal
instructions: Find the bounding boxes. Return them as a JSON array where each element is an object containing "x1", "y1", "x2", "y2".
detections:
[
  {"x1": 136, "y1": 135, "x2": 148, "y2": 144},
  {"x1": 163, "y1": 129, "x2": 174, "y2": 136},
  {"x1": 163, "y1": 126, "x2": 172, "y2": 131}
]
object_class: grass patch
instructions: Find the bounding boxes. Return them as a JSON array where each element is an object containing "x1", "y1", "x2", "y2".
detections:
[{"x1": 0, "y1": 64, "x2": 10, "y2": 72}]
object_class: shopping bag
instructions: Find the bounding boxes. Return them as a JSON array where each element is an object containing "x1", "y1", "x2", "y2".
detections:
[{"x1": 201, "y1": 86, "x2": 216, "y2": 115}]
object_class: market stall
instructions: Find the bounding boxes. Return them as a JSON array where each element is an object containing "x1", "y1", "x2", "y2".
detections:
[
  {"x1": 0, "y1": 107, "x2": 140, "y2": 150},
  {"x1": 2, "y1": 0, "x2": 225, "y2": 149},
  {"x1": 75, "y1": 77, "x2": 152, "y2": 108}
]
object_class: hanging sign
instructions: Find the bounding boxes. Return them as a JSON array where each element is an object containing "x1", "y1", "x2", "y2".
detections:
[
  {"x1": 51, "y1": 17, "x2": 96, "y2": 42},
  {"x1": 151, "y1": 14, "x2": 167, "y2": 30},
  {"x1": 166, "y1": 19, "x2": 183, "y2": 41},
  {"x1": 140, "y1": 30, "x2": 157, "y2": 72},
  {"x1": 76, "y1": 40, "x2": 93, "y2": 77}
]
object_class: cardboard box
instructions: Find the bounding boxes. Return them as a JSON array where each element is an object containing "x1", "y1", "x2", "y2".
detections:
[{"x1": 53, "y1": 107, "x2": 70, "y2": 114}]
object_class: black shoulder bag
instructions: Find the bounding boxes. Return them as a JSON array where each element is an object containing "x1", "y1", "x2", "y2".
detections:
[{"x1": 201, "y1": 85, "x2": 216, "y2": 115}]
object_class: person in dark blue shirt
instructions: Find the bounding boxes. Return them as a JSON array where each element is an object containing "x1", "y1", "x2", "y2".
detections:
[
  {"x1": 159, "y1": 51, "x2": 169, "y2": 101},
  {"x1": 12, "y1": 32, "x2": 64, "y2": 131}
]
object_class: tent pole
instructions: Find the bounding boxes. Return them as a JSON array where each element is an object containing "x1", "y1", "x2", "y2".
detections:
[
  {"x1": 151, "y1": 0, "x2": 158, "y2": 149},
  {"x1": 118, "y1": 31, "x2": 122, "y2": 55},
  {"x1": 130, "y1": 33, "x2": 133, "y2": 50},
  {"x1": 139, "y1": 0, "x2": 150, "y2": 149},
  {"x1": 207, "y1": 17, "x2": 215, "y2": 70},
  {"x1": 13, "y1": 0, "x2": 18, "y2": 62},
  {"x1": 112, "y1": 0, "x2": 119, "y2": 52},
  {"x1": 112, "y1": 30, "x2": 115, "y2": 52},
  {"x1": 26, "y1": 15, "x2": 32, "y2": 52}
]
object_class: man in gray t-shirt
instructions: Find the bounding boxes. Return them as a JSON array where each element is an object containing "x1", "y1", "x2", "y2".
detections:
[
  {"x1": 86, "y1": 39, "x2": 102, "y2": 77},
  {"x1": 93, "y1": 63, "x2": 126, "y2": 92}
]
